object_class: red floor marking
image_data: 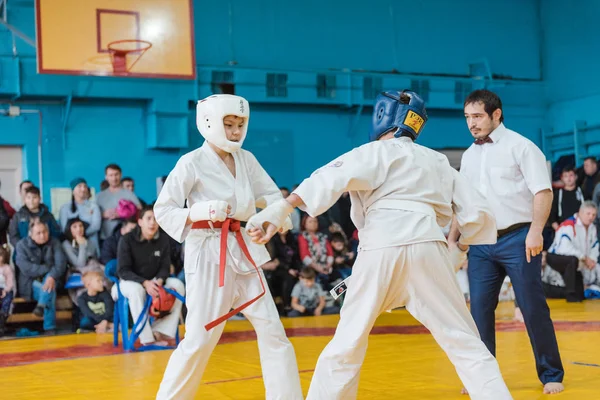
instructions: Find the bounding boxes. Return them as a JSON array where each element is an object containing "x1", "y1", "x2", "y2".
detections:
[
  {"x1": 204, "y1": 369, "x2": 315, "y2": 385},
  {"x1": 1, "y1": 320, "x2": 599, "y2": 368},
  {"x1": 0, "y1": 343, "x2": 122, "y2": 368}
]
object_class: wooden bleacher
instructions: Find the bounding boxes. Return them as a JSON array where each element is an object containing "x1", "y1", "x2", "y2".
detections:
[{"x1": 7, "y1": 295, "x2": 74, "y2": 328}]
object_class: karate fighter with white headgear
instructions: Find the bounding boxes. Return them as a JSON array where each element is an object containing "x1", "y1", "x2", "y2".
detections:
[
  {"x1": 247, "y1": 90, "x2": 513, "y2": 400},
  {"x1": 153, "y1": 94, "x2": 302, "y2": 400}
]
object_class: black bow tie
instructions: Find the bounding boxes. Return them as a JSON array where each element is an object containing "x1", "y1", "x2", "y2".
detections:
[{"x1": 474, "y1": 136, "x2": 493, "y2": 145}]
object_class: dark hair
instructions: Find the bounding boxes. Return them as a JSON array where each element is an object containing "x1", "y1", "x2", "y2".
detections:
[
  {"x1": 464, "y1": 89, "x2": 504, "y2": 123},
  {"x1": 0, "y1": 244, "x2": 11, "y2": 265},
  {"x1": 561, "y1": 166, "x2": 577, "y2": 175},
  {"x1": 64, "y1": 217, "x2": 88, "y2": 242},
  {"x1": 279, "y1": 186, "x2": 290, "y2": 192},
  {"x1": 105, "y1": 163, "x2": 122, "y2": 173},
  {"x1": 330, "y1": 232, "x2": 346, "y2": 244},
  {"x1": 19, "y1": 180, "x2": 33, "y2": 190},
  {"x1": 299, "y1": 266, "x2": 316, "y2": 280},
  {"x1": 100, "y1": 180, "x2": 109, "y2": 191},
  {"x1": 584, "y1": 156, "x2": 597, "y2": 163},
  {"x1": 121, "y1": 177, "x2": 133, "y2": 184},
  {"x1": 138, "y1": 204, "x2": 154, "y2": 220},
  {"x1": 25, "y1": 186, "x2": 41, "y2": 197}
]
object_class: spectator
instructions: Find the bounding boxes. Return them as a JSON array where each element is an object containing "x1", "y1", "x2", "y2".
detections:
[
  {"x1": 0, "y1": 244, "x2": 15, "y2": 335},
  {"x1": 15, "y1": 219, "x2": 67, "y2": 333},
  {"x1": 298, "y1": 215, "x2": 334, "y2": 289},
  {"x1": 122, "y1": 176, "x2": 147, "y2": 207},
  {"x1": 288, "y1": 267, "x2": 339, "y2": 317},
  {"x1": 59, "y1": 178, "x2": 102, "y2": 252},
  {"x1": 0, "y1": 179, "x2": 12, "y2": 246},
  {"x1": 76, "y1": 270, "x2": 114, "y2": 333},
  {"x1": 8, "y1": 186, "x2": 61, "y2": 248},
  {"x1": 264, "y1": 230, "x2": 301, "y2": 309},
  {"x1": 329, "y1": 232, "x2": 354, "y2": 280},
  {"x1": 547, "y1": 201, "x2": 598, "y2": 302},
  {"x1": 96, "y1": 164, "x2": 141, "y2": 241},
  {"x1": 15, "y1": 180, "x2": 33, "y2": 210},
  {"x1": 62, "y1": 217, "x2": 101, "y2": 272},
  {"x1": 579, "y1": 156, "x2": 600, "y2": 200},
  {"x1": 114, "y1": 206, "x2": 184, "y2": 345},
  {"x1": 99, "y1": 215, "x2": 138, "y2": 264},
  {"x1": 549, "y1": 167, "x2": 583, "y2": 229}
]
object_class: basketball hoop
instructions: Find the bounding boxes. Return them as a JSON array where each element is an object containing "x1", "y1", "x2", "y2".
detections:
[{"x1": 107, "y1": 39, "x2": 152, "y2": 74}]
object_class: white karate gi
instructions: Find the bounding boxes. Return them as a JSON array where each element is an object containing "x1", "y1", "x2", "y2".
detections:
[
  {"x1": 291, "y1": 137, "x2": 512, "y2": 399},
  {"x1": 153, "y1": 142, "x2": 302, "y2": 400}
]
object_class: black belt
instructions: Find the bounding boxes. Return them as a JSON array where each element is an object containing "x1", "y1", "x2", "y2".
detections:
[{"x1": 497, "y1": 222, "x2": 530, "y2": 238}]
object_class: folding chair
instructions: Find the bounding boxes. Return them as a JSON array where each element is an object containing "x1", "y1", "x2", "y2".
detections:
[{"x1": 104, "y1": 259, "x2": 185, "y2": 352}]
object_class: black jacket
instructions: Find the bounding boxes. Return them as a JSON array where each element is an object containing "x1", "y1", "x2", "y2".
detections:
[{"x1": 117, "y1": 227, "x2": 170, "y2": 284}]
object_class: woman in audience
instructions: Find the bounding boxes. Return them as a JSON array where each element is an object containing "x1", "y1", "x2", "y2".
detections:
[
  {"x1": 264, "y1": 229, "x2": 302, "y2": 311},
  {"x1": 298, "y1": 215, "x2": 334, "y2": 289},
  {"x1": 62, "y1": 217, "x2": 104, "y2": 302},
  {"x1": 59, "y1": 178, "x2": 101, "y2": 253}
]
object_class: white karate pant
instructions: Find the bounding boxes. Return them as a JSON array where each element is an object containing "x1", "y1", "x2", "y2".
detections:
[
  {"x1": 111, "y1": 278, "x2": 185, "y2": 345},
  {"x1": 307, "y1": 241, "x2": 512, "y2": 400},
  {"x1": 156, "y1": 247, "x2": 303, "y2": 400}
]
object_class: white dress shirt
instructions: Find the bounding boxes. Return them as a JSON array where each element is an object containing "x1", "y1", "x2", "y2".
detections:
[{"x1": 460, "y1": 123, "x2": 551, "y2": 230}]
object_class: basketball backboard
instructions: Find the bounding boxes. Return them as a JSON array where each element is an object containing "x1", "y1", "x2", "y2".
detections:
[{"x1": 35, "y1": 0, "x2": 196, "y2": 79}]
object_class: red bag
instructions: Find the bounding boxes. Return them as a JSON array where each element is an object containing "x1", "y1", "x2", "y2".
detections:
[{"x1": 149, "y1": 286, "x2": 176, "y2": 319}]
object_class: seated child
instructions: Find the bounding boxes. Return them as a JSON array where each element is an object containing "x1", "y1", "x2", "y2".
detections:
[
  {"x1": 288, "y1": 267, "x2": 340, "y2": 317},
  {"x1": 330, "y1": 232, "x2": 354, "y2": 280},
  {"x1": 0, "y1": 244, "x2": 15, "y2": 335},
  {"x1": 77, "y1": 270, "x2": 114, "y2": 333}
]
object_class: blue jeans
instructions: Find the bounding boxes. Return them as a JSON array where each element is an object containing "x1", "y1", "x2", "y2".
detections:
[
  {"x1": 32, "y1": 276, "x2": 57, "y2": 331},
  {"x1": 468, "y1": 226, "x2": 564, "y2": 384},
  {"x1": 1, "y1": 290, "x2": 13, "y2": 315}
]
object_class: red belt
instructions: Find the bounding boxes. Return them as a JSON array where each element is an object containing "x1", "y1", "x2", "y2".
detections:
[{"x1": 191, "y1": 218, "x2": 266, "y2": 331}]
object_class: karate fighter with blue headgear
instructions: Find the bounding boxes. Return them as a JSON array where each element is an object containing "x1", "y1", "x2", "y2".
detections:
[
  {"x1": 247, "y1": 90, "x2": 513, "y2": 399},
  {"x1": 153, "y1": 94, "x2": 302, "y2": 400}
]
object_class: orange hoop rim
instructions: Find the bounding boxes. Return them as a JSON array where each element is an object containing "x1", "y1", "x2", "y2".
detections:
[{"x1": 107, "y1": 39, "x2": 153, "y2": 54}]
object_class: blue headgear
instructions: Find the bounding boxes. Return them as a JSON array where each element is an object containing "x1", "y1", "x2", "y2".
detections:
[{"x1": 369, "y1": 90, "x2": 428, "y2": 142}]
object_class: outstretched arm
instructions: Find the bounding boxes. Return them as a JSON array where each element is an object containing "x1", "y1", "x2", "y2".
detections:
[{"x1": 247, "y1": 144, "x2": 389, "y2": 244}]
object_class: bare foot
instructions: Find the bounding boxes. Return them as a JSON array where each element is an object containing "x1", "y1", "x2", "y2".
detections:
[
  {"x1": 461, "y1": 387, "x2": 468, "y2": 395},
  {"x1": 513, "y1": 307, "x2": 525, "y2": 323},
  {"x1": 543, "y1": 382, "x2": 564, "y2": 394}
]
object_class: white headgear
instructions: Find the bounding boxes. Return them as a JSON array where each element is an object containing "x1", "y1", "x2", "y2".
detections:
[{"x1": 196, "y1": 94, "x2": 250, "y2": 153}]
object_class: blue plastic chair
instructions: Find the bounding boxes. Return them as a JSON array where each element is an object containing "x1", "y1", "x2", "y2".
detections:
[{"x1": 104, "y1": 259, "x2": 185, "y2": 352}]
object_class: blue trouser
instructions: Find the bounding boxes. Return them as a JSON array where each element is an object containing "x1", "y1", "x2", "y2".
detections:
[
  {"x1": 1, "y1": 290, "x2": 14, "y2": 315},
  {"x1": 468, "y1": 226, "x2": 564, "y2": 384},
  {"x1": 32, "y1": 276, "x2": 57, "y2": 331}
]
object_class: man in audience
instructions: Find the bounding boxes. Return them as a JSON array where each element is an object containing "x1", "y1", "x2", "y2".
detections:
[
  {"x1": 15, "y1": 219, "x2": 66, "y2": 333},
  {"x1": 15, "y1": 180, "x2": 33, "y2": 210},
  {"x1": 96, "y1": 164, "x2": 141, "y2": 241},
  {"x1": 547, "y1": 201, "x2": 598, "y2": 302},
  {"x1": 115, "y1": 205, "x2": 184, "y2": 346},
  {"x1": 9, "y1": 186, "x2": 62, "y2": 249},
  {"x1": 579, "y1": 156, "x2": 600, "y2": 200},
  {"x1": 549, "y1": 167, "x2": 583, "y2": 230},
  {"x1": 122, "y1": 176, "x2": 147, "y2": 207},
  {"x1": 100, "y1": 215, "x2": 138, "y2": 264}
]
